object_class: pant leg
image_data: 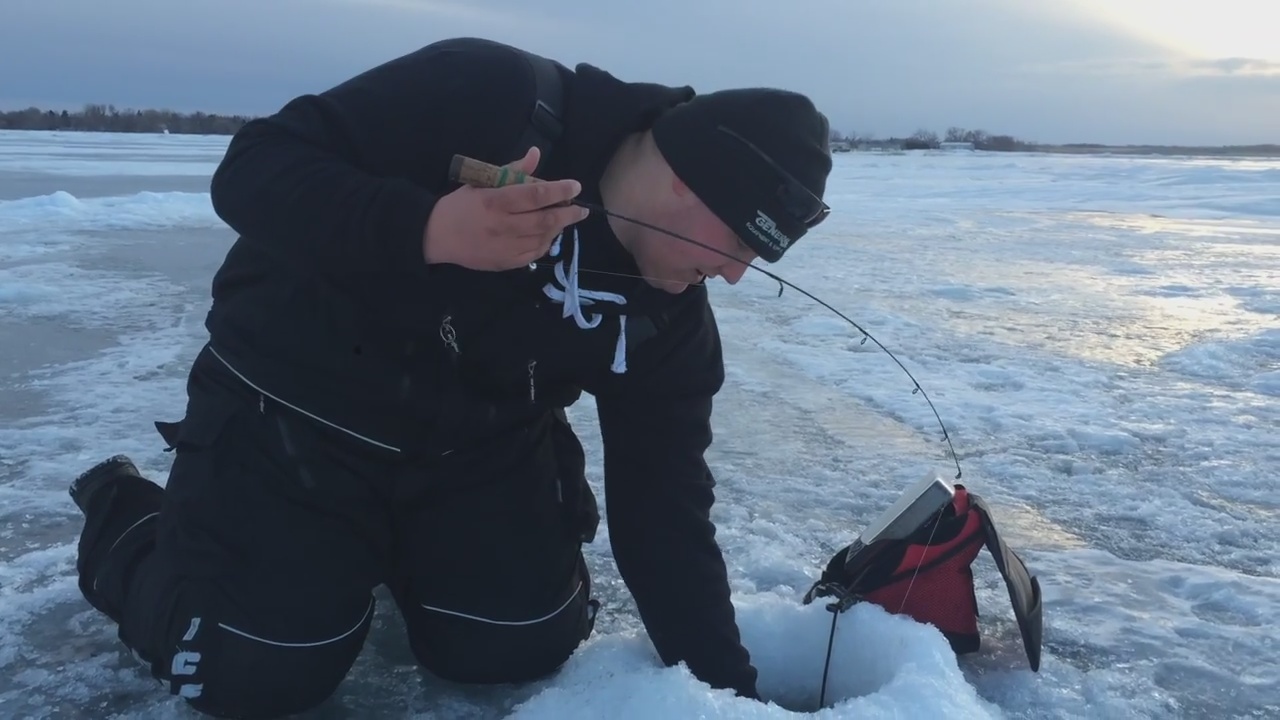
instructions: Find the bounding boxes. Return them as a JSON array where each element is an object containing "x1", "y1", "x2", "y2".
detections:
[
  {"x1": 388, "y1": 409, "x2": 600, "y2": 685},
  {"x1": 76, "y1": 349, "x2": 395, "y2": 719}
]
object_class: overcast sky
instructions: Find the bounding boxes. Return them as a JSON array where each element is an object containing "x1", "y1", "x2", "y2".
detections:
[{"x1": 2, "y1": 0, "x2": 1276, "y2": 145}]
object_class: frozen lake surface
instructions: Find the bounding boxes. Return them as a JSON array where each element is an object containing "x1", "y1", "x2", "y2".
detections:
[{"x1": 1, "y1": 130, "x2": 1277, "y2": 719}]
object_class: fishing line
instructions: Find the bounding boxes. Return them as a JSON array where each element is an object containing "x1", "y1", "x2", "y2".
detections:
[
  {"x1": 570, "y1": 197, "x2": 963, "y2": 481},
  {"x1": 450, "y1": 154, "x2": 962, "y2": 477},
  {"x1": 530, "y1": 260, "x2": 700, "y2": 289}
]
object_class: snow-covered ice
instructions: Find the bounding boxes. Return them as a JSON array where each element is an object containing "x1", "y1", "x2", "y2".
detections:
[
  {"x1": 1, "y1": 130, "x2": 1277, "y2": 719},
  {"x1": 0, "y1": 130, "x2": 224, "y2": 177}
]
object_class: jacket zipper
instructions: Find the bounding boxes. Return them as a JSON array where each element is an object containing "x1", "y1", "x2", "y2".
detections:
[{"x1": 528, "y1": 358, "x2": 537, "y2": 403}]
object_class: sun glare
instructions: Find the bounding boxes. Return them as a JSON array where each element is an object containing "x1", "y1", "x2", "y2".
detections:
[{"x1": 1075, "y1": 0, "x2": 1280, "y2": 63}]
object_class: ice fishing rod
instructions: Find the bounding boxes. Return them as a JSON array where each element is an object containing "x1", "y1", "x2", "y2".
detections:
[{"x1": 449, "y1": 155, "x2": 963, "y2": 480}]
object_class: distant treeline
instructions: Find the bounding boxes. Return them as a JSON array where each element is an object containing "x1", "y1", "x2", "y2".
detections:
[
  {"x1": 3, "y1": 105, "x2": 1276, "y2": 157},
  {"x1": 830, "y1": 127, "x2": 1037, "y2": 151},
  {"x1": 0, "y1": 104, "x2": 253, "y2": 135}
]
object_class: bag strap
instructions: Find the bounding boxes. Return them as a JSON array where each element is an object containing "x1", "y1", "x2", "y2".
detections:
[
  {"x1": 512, "y1": 50, "x2": 679, "y2": 354},
  {"x1": 514, "y1": 50, "x2": 567, "y2": 171},
  {"x1": 967, "y1": 490, "x2": 1044, "y2": 672}
]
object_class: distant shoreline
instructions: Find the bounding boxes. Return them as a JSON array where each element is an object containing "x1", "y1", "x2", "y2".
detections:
[
  {"x1": 3, "y1": 127, "x2": 1275, "y2": 160},
  {"x1": 2, "y1": 107, "x2": 1276, "y2": 159},
  {"x1": 1024, "y1": 144, "x2": 1280, "y2": 158},
  {"x1": 837, "y1": 140, "x2": 1280, "y2": 158}
]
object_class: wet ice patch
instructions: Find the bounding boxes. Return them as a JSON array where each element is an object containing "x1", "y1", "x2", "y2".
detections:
[
  {"x1": 1109, "y1": 262, "x2": 1159, "y2": 277},
  {"x1": 969, "y1": 366, "x2": 1027, "y2": 392},
  {"x1": 1065, "y1": 427, "x2": 1140, "y2": 456},
  {"x1": 0, "y1": 280, "x2": 58, "y2": 307},
  {"x1": 0, "y1": 262, "x2": 188, "y2": 330},
  {"x1": 1226, "y1": 285, "x2": 1280, "y2": 316},
  {"x1": 1160, "y1": 328, "x2": 1280, "y2": 394},
  {"x1": 927, "y1": 284, "x2": 1017, "y2": 302},
  {"x1": 0, "y1": 545, "x2": 78, "y2": 669},
  {"x1": 0, "y1": 232, "x2": 85, "y2": 264},
  {"x1": 790, "y1": 315, "x2": 861, "y2": 337},
  {"x1": 1251, "y1": 370, "x2": 1280, "y2": 397},
  {"x1": 1138, "y1": 283, "x2": 1203, "y2": 298}
]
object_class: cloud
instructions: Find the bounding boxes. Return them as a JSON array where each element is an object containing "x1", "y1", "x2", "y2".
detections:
[
  {"x1": 0, "y1": 0, "x2": 1274, "y2": 145},
  {"x1": 1187, "y1": 57, "x2": 1280, "y2": 77},
  {"x1": 335, "y1": 0, "x2": 516, "y2": 22},
  {"x1": 324, "y1": 0, "x2": 579, "y2": 35},
  {"x1": 1019, "y1": 55, "x2": 1280, "y2": 78}
]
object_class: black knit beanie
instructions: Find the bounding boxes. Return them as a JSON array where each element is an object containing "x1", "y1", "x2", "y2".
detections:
[{"x1": 651, "y1": 87, "x2": 832, "y2": 263}]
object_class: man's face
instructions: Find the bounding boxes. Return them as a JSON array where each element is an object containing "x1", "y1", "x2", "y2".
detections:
[{"x1": 630, "y1": 179, "x2": 759, "y2": 294}]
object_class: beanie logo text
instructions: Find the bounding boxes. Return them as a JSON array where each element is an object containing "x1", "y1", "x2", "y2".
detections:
[{"x1": 748, "y1": 211, "x2": 793, "y2": 253}]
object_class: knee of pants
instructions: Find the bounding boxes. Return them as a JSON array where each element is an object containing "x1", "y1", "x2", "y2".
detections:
[
  {"x1": 406, "y1": 561, "x2": 600, "y2": 685},
  {"x1": 153, "y1": 596, "x2": 376, "y2": 720}
]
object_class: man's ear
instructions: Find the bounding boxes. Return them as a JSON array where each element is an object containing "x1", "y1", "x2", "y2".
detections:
[{"x1": 670, "y1": 172, "x2": 699, "y2": 208}]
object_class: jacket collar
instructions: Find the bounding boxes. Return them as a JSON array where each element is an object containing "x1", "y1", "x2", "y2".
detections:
[
  {"x1": 539, "y1": 64, "x2": 697, "y2": 313},
  {"x1": 559, "y1": 63, "x2": 694, "y2": 195}
]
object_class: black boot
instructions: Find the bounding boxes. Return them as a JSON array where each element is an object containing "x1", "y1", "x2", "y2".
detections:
[
  {"x1": 71, "y1": 454, "x2": 164, "y2": 623},
  {"x1": 69, "y1": 454, "x2": 141, "y2": 514}
]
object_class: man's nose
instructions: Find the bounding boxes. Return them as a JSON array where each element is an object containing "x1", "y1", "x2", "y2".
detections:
[{"x1": 719, "y1": 260, "x2": 749, "y2": 284}]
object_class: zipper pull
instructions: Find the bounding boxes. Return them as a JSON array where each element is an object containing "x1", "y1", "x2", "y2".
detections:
[
  {"x1": 528, "y1": 359, "x2": 537, "y2": 403},
  {"x1": 440, "y1": 314, "x2": 460, "y2": 355}
]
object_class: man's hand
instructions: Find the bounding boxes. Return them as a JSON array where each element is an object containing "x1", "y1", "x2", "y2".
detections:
[{"x1": 422, "y1": 146, "x2": 588, "y2": 271}]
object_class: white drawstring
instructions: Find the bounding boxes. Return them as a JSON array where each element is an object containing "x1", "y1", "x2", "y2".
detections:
[{"x1": 541, "y1": 226, "x2": 629, "y2": 373}]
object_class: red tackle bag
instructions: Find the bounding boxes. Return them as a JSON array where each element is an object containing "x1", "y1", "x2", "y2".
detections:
[{"x1": 803, "y1": 485, "x2": 1043, "y2": 671}]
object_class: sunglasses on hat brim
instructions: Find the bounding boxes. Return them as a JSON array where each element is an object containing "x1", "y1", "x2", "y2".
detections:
[{"x1": 717, "y1": 125, "x2": 831, "y2": 229}]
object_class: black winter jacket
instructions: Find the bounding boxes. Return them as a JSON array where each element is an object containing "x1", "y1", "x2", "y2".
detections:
[{"x1": 205, "y1": 37, "x2": 757, "y2": 696}]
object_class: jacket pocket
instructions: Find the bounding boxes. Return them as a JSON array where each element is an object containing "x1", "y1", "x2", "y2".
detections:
[
  {"x1": 155, "y1": 394, "x2": 239, "y2": 454},
  {"x1": 549, "y1": 407, "x2": 599, "y2": 543},
  {"x1": 152, "y1": 374, "x2": 260, "y2": 573}
]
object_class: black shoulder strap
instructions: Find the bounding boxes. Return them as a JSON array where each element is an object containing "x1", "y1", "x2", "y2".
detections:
[
  {"x1": 967, "y1": 491, "x2": 1044, "y2": 672},
  {"x1": 624, "y1": 309, "x2": 673, "y2": 348},
  {"x1": 514, "y1": 51, "x2": 671, "y2": 354},
  {"x1": 515, "y1": 50, "x2": 566, "y2": 172}
]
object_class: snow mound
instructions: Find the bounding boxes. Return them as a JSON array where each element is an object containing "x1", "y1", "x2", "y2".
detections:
[
  {"x1": 511, "y1": 594, "x2": 999, "y2": 719},
  {"x1": 0, "y1": 190, "x2": 221, "y2": 232}
]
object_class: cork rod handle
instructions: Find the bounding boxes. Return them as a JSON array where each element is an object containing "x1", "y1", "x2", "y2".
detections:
[{"x1": 448, "y1": 154, "x2": 546, "y2": 189}]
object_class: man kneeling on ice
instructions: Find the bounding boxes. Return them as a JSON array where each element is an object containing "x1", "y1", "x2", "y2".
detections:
[{"x1": 68, "y1": 37, "x2": 833, "y2": 718}]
